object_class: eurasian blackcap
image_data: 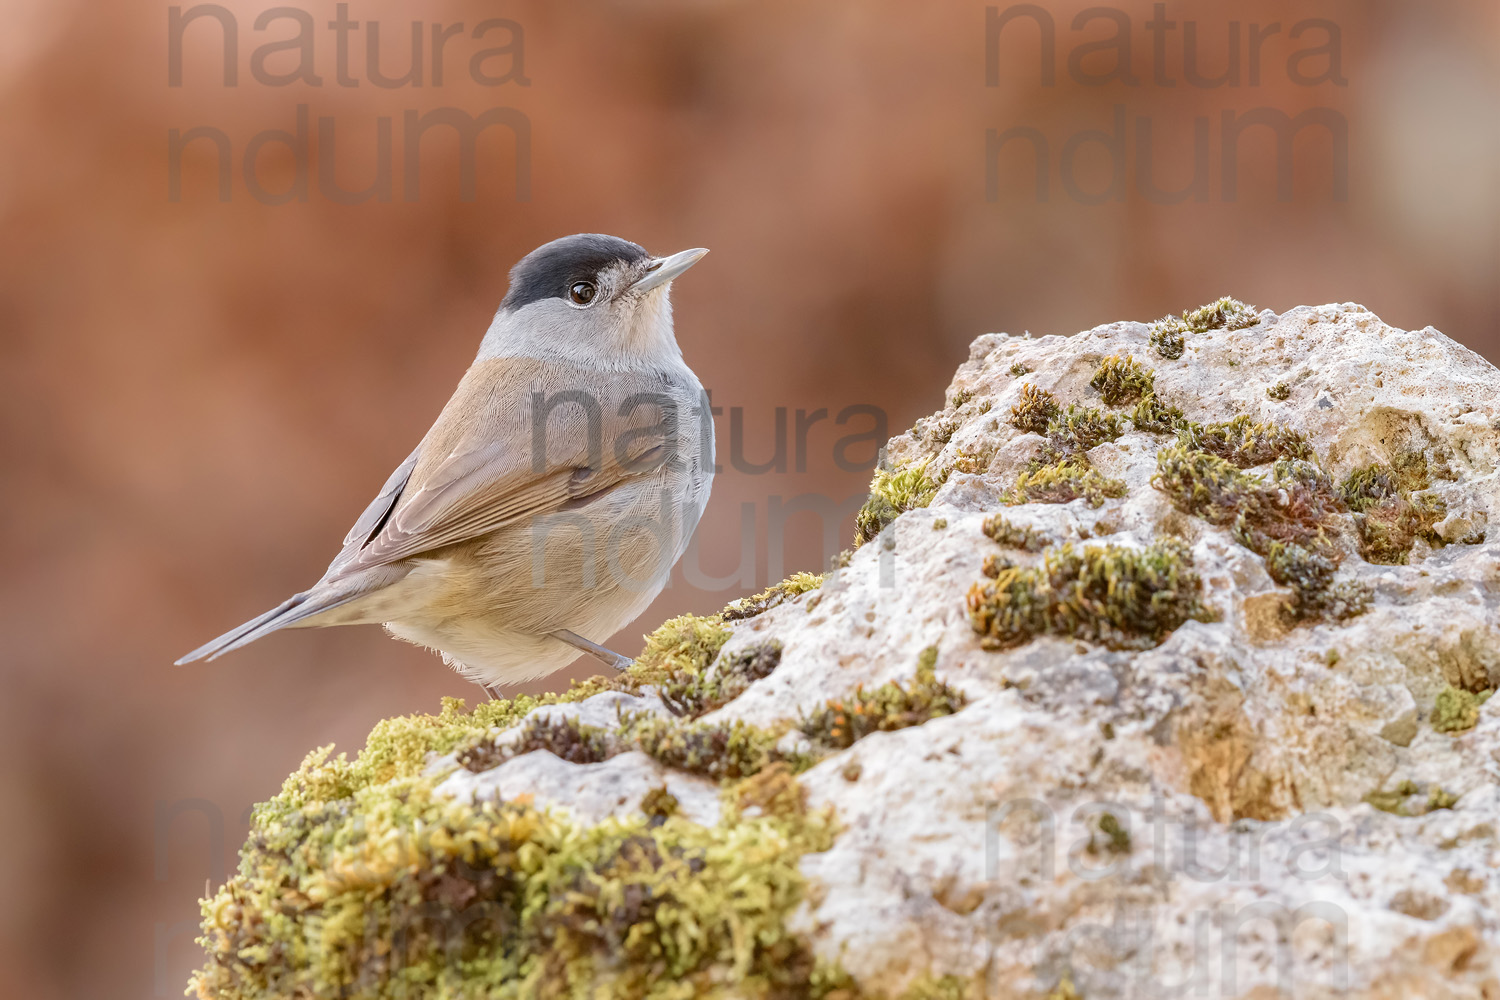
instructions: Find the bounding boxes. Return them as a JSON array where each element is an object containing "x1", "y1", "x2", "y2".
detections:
[{"x1": 177, "y1": 234, "x2": 714, "y2": 689}]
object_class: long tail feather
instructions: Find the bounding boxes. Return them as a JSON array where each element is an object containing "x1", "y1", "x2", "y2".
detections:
[{"x1": 175, "y1": 590, "x2": 359, "y2": 664}]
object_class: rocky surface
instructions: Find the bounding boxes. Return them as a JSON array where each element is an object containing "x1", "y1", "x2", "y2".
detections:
[{"x1": 192, "y1": 303, "x2": 1500, "y2": 1000}]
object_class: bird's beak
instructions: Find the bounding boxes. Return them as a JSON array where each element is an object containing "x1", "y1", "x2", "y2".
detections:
[{"x1": 631, "y1": 247, "x2": 709, "y2": 293}]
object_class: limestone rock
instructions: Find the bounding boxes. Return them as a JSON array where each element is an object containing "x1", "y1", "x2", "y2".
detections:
[{"x1": 191, "y1": 303, "x2": 1500, "y2": 1000}]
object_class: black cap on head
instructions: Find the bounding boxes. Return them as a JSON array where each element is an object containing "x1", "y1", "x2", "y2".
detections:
[{"x1": 499, "y1": 234, "x2": 650, "y2": 311}]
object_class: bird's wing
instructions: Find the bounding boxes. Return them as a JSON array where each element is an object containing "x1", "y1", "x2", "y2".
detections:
[
  {"x1": 324, "y1": 444, "x2": 423, "y2": 574},
  {"x1": 329, "y1": 358, "x2": 677, "y2": 577}
]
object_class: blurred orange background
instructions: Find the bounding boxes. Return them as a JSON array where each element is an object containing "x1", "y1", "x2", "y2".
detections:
[{"x1": 0, "y1": 1, "x2": 1495, "y2": 996}]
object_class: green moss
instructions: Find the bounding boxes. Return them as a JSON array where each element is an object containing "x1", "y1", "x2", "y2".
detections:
[
  {"x1": 1263, "y1": 542, "x2": 1372, "y2": 621},
  {"x1": 1182, "y1": 296, "x2": 1259, "y2": 332},
  {"x1": 950, "y1": 442, "x2": 997, "y2": 474},
  {"x1": 661, "y1": 640, "x2": 784, "y2": 719},
  {"x1": 1341, "y1": 451, "x2": 1432, "y2": 512},
  {"x1": 1129, "y1": 394, "x2": 1187, "y2": 434},
  {"x1": 190, "y1": 593, "x2": 974, "y2": 1000},
  {"x1": 966, "y1": 538, "x2": 1214, "y2": 651},
  {"x1": 636, "y1": 613, "x2": 731, "y2": 683},
  {"x1": 1338, "y1": 452, "x2": 1445, "y2": 564},
  {"x1": 1151, "y1": 443, "x2": 1263, "y2": 520},
  {"x1": 799, "y1": 654, "x2": 966, "y2": 751},
  {"x1": 921, "y1": 416, "x2": 959, "y2": 446},
  {"x1": 1149, "y1": 315, "x2": 1186, "y2": 360},
  {"x1": 459, "y1": 708, "x2": 801, "y2": 783},
  {"x1": 1365, "y1": 779, "x2": 1420, "y2": 814},
  {"x1": 981, "y1": 514, "x2": 1050, "y2": 552},
  {"x1": 899, "y1": 975, "x2": 981, "y2": 1000},
  {"x1": 948, "y1": 388, "x2": 975, "y2": 408},
  {"x1": 1004, "y1": 457, "x2": 1127, "y2": 509},
  {"x1": 1354, "y1": 493, "x2": 1446, "y2": 565},
  {"x1": 1365, "y1": 779, "x2": 1461, "y2": 816},
  {"x1": 1046, "y1": 405, "x2": 1125, "y2": 452},
  {"x1": 1010, "y1": 383, "x2": 1061, "y2": 434},
  {"x1": 640, "y1": 785, "x2": 679, "y2": 819},
  {"x1": 1153, "y1": 444, "x2": 1368, "y2": 623},
  {"x1": 854, "y1": 460, "x2": 940, "y2": 546},
  {"x1": 932, "y1": 517, "x2": 948, "y2": 530},
  {"x1": 1432, "y1": 686, "x2": 1492, "y2": 733},
  {"x1": 1008, "y1": 362, "x2": 1031, "y2": 377},
  {"x1": 191, "y1": 753, "x2": 842, "y2": 999},
  {"x1": 981, "y1": 553, "x2": 1014, "y2": 578},
  {"x1": 1095, "y1": 812, "x2": 1131, "y2": 854},
  {"x1": 1147, "y1": 298, "x2": 1258, "y2": 361},
  {"x1": 1180, "y1": 415, "x2": 1314, "y2": 468},
  {"x1": 1089, "y1": 354, "x2": 1156, "y2": 405},
  {"x1": 1266, "y1": 381, "x2": 1291, "y2": 400},
  {"x1": 722, "y1": 573, "x2": 825, "y2": 622}
]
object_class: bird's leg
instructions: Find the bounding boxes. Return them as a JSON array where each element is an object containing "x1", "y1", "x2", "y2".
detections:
[
  {"x1": 481, "y1": 683, "x2": 501, "y2": 702},
  {"x1": 551, "y1": 630, "x2": 634, "y2": 672}
]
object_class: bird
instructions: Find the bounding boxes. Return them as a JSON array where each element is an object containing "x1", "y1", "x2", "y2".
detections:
[{"x1": 177, "y1": 234, "x2": 715, "y2": 690}]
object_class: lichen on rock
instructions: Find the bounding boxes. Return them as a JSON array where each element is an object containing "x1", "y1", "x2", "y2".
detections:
[{"x1": 192, "y1": 303, "x2": 1500, "y2": 1000}]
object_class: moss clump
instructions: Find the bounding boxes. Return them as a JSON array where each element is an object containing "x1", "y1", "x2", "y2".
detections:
[
  {"x1": 636, "y1": 613, "x2": 731, "y2": 682},
  {"x1": 1181, "y1": 415, "x2": 1314, "y2": 468},
  {"x1": 1365, "y1": 779, "x2": 1461, "y2": 816},
  {"x1": 1009, "y1": 362, "x2": 1031, "y2": 377},
  {"x1": 981, "y1": 553, "x2": 1014, "y2": 578},
  {"x1": 662, "y1": 640, "x2": 784, "y2": 718},
  {"x1": 1130, "y1": 394, "x2": 1187, "y2": 434},
  {"x1": 189, "y1": 688, "x2": 853, "y2": 1000},
  {"x1": 1339, "y1": 451, "x2": 1445, "y2": 564},
  {"x1": 1183, "y1": 296, "x2": 1259, "y2": 332},
  {"x1": 629, "y1": 714, "x2": 804, "y2": 780},
  {"x1": 1089, "y1": 354, "x2": 1156, "y2": 405},
  {"x1": 1431, "y1": 686, "x2": 1493, "y2": 733},
  {"x1": 1151, "y1": 443, "x2": 1263, "y2": 519},
  {"x1": 1010, "y1": 383, "x2": 1061, "y2": 434},
  {"x1": 950, "y1": 443, "x2": 997, "y2": 475},
  {"x1": 460, "y1": 709, "x2": 801, "y2": 783},
  {"x1": 799, "y1": 652, "x2": 966, "y2": 750},
  {"x1": 641, "y1": 785, "x2": 679, "y2": 819},
  {"x1": 722, "y1": 573, "x2": 825, "y2": 622},
  {"x1": 981, "y1": 514, "x2": 1050, "y2": 552},
  {"x1": 1263, "y1": 542, "x2": 1372, "y2": 621},
  {"x1": 948, "y1": 388, "x2": 975, "y2": 408},
  {"x1": 1045, "y1": 404, "x2": 1125, "y2": 452},
  {"x1": 1355, "y1": 493, "x2": 1446, "y2": 564},
  {"x1": 854, "y1": 460, "x2": 940, "y2": 546},
  {"x1": 1004, "y1": 456, "x2": 1127, "y2": 509},
  {"x1": 1341, "y1": 451, "x2": 1432, "y2": 512},
  {"x1": 966, "y1": 538, "x2": 1214, "y2": 651},
  {"x1": 1091, "y1": 812, "x2": 1131, "y2": 855},
  {"x1": 1149, "y1": 315, "x2": 1187, "y2": 359},
  {"x1": 1153, "y1": 445, "x2": 1368, "y2": 623},
  {"x1": 1148, "y1": 297, "x2": 1259, "y2": 361},
  {"x1": 1266, "y1": 381, "x2": 1291, "y2": 400}
]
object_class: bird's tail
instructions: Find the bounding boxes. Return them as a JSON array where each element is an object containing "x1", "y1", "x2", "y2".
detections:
[{"x1": 175, "y1": 588, "x2": 361, "y2": 665}]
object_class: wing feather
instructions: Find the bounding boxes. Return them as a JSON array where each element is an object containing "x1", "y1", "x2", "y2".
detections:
[{"x1": 327, "y1": 359, "x2": 677, "y2": 578}]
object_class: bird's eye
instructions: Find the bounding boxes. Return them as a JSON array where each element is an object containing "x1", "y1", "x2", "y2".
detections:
[{"x1": 569, "y1": 281, "x2": 597, "y2": 305}]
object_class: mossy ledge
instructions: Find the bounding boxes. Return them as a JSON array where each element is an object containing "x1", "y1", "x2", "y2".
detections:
[
  {"x1": 191, "y1": 608, "x2": 970, "y2": 1000},
  {"x1": 191, "y1": 739, "x2": 847, "y2": 999}
]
